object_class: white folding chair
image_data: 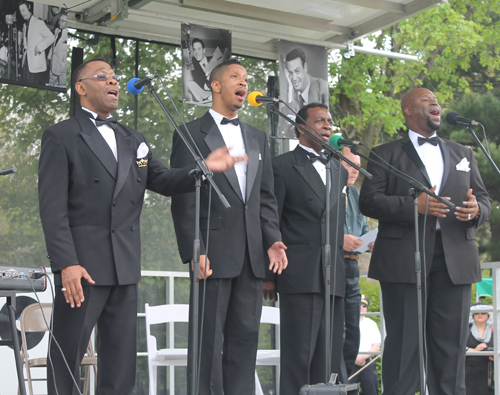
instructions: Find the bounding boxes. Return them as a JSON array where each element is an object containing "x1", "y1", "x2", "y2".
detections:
[
  {"x1": 145, "y1": 303, "x2": 189, "y2": 395},
  {"x1": 255, "y1": 306, "x2": 280, "y2": 395},
  {"x1": 145, "y1": 303, "x2": 280, "y2": 395}
]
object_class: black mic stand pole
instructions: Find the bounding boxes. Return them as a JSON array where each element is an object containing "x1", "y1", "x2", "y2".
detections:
[
  {"x1": 466, "y1": 125, "x2": 500, "y2": 178},
  {"x1": 142, "y1": 80, "x2": 230, "y2": 395},
  {"x1": 350, "y1": 146, "x2": 455, "y2": 395}
]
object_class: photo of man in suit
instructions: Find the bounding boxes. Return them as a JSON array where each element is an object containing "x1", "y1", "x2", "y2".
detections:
[
  {"x1": 38, "y1": 58, "x2": 244, "y2": 395},
  {"x1": 278, "y1": 44, "x2": 330, "y2": 138},
  {"x1": 284, "y1": 48, "x2": 329, "y2": 111},
  {"x1": 170, "y1": 59, "x2": 288, "y2": 395},
  {"x1": 183, "y1": 37, "x2": 212, "y2": 103},
  {"x1": 18, "y1": 1, "x2": 54, "y2": 85},
  {"x1": 359, "y1": 88, "x2": 492, "y2": 395},
  {"x1": 265, "y1": 102, "x2": 348, "y2": 394}
]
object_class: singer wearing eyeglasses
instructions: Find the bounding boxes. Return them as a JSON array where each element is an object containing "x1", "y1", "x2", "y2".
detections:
[
  {"x1": 38, "y1": 58, "x2": 244, "y2": 395},
  {"x1": 359, "y1": 88, "x2": 492, "y2": 395}
]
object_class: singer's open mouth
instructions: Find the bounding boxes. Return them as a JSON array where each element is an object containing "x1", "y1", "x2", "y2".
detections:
[
  {"x1": 107, "y1": 89, "x2": 118, "y2": 97},
  {"x1": 235, "y1": 88, "x2": 246, "y2": 99}
]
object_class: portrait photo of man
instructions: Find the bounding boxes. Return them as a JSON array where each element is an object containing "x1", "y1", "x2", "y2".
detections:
[
  {"x1": 278, "y1": 41, "x2": 330, "y2": 138},
  {"x1": 181, "y1": 23, "x2": 231, "y2": 105}
]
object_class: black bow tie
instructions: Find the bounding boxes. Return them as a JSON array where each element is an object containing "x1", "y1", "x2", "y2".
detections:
[
  {"x1": 84, "y1": 110, "x2": 118, "y2": 130},
  {"x1": 418, "y1": 136, "x2": 438, "y2": 146},
  {"x1": 309, "y1": 155, "x2": 328, "y2": 165},
  {"x1": 95, "y1": 114, "x2": 118, "y2": 130},
  {"x1": 220, "y1": 117, "x2": 240, "y2": 126}
]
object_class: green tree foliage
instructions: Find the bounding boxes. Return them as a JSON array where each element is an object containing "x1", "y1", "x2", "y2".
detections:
[{"x1": 330, "y1": 0, "x2": 500, "y2": 148}]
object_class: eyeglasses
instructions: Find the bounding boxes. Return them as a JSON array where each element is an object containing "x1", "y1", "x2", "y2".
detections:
[{"x1": 78, "y1": 73, "x2": 121, "y2": 82}]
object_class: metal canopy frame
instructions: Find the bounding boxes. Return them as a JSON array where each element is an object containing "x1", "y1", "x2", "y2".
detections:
[{"x1": 37, "y1": 0, "x2": 443, "y2": 61}]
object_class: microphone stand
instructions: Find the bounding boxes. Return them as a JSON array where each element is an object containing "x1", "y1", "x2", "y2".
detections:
[
  {"x1": 141, "y1": 79, "x2": 230, "y2": 395},
  {"x1": 466, "y1": 124, "x2": 500, "y2": 178},
  {"x1": 350, "y1": 146, "x2": 455, "y2": 395},
  {"x1": 268, "y1": 103, "x2": 367, "y2": 382}
]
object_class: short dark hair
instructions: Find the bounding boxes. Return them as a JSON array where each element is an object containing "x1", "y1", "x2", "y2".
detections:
[
  {"x1": 294, "y1": 102, "x2": 328, "y2": 138},
  {"x1": 18, "y1": 1, "x2": 32, "y2": 10},
  {"x1": 285, "y1": 48, "x2": 306, "y2": 67},
  {"x1": 191, "y1": 38, "x2": 205, "y2": 49},
  {"x1": 208, "y1": 59, "x2": 243, "y2": 92},
  {"x1": 72, "y1": 57, "x2": 108, "y2": 91}
]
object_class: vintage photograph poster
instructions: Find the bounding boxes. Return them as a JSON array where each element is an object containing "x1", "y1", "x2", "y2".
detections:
[
  {"x1": 278, "y1": 40, "x2": 329, "y2": 138},
  {"x1": 181, "y1": 23, "x2": 231, "y2": 105},
  {"x1": 0, "y1": 0, "x2": 68, "y2": 92}
]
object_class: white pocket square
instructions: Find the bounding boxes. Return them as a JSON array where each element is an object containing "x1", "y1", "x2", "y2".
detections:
[
  {"x1": 137, "y1": 142, "x2": 149, "y2": 159},
  {"x1": 456, "y1": 157, "x2": 470, "y2": 172}
]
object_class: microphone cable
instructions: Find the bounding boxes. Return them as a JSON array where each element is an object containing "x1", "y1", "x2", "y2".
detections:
[{"x1": 23, "y1": 273, "x2": 84, "y2": 395}]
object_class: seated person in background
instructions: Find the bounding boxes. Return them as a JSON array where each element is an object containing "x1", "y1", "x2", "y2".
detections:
[
  {"x1": 349, "y1": 295, "x2": 381, "y2": 395},
  {"x1": 466, "y1": 302, "x2": 494, "y2": 395}
]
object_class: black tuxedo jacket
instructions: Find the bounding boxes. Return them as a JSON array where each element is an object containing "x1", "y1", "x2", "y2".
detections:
[
  {"x1": 270, "y1": 146, "x2": 348, "y2": 296},
  {"x1": 38, "y1": 110, "x2": 194, "y2": 286},
  {"x1": 359, "y1": 135, "x2": 491, "y2": 285},
  {"x1": 170, "y1": 111, "x2": 282, "y2": 279},
  {"x1": 190, "y1": 56, "x2": 211, "y2": 89}
]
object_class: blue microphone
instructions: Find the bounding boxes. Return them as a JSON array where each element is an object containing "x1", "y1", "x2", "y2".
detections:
[{"x1": 126, "y1": 77, "x2": 153, "y2": 95}]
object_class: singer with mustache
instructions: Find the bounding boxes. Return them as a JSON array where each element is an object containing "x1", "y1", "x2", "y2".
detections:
[
  {"x1": 38, "y1": 58, "x2": 243, "y2": 395},
  {"x1": 265, "y1": 103, "x2": 348, "y2": 394},
  {"x1": 170, "y1": 58, "x2": 287, "y2": 395},
  {"x1": 359, "y1": 88, "x2": 492, "y2": 395}
]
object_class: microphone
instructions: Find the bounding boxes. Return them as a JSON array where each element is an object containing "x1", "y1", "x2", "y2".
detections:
[
  {"x1": 446, "y1": 112, "x2": 480, "y2": 126},
  {"x1": 0, "y1": 166, "x2": 17, "y2": 176},
  {"x1": 247, "y1": 91, "x2": 279, "y2": 106},
  {"x1": 126, "y1": 76, "x2": 154, "y2": 95},
  {"x1": 329, "y1": 135, "x2": 361, "y2": 149}
]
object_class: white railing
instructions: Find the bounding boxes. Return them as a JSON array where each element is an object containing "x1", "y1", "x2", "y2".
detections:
[{"x1": 139, "y1": 263, "x2": 499, "y2": 394}]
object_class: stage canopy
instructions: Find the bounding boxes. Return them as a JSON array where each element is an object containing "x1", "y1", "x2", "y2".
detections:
[{"x1": 37, "y1": 0, "x2": 442, "y2": 61}]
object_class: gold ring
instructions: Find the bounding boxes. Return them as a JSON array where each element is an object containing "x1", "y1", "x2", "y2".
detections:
[{"x1": 61, "y1": 288, "x2": 67, "y2": 292}]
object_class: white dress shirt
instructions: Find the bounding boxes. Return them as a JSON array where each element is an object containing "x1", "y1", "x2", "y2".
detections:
[
  {"x1": 209, "y1": 109, "x2": 247, "y2": 201},
  {"x1": 82, "y1": 106, "x2": 118, "y2": 161},
  {"x1": 300, "y1": 144, "x2": 326, "y2": 185},
  {"x1": 409, "y1": 130, "x2": 444, "y2": 228}
]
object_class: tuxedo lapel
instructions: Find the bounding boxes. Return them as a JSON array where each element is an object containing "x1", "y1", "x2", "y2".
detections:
[
  {"x1": 242, "y1": 122, "x2": 259, "y2": 201},
  {"x1": 439, "y1": 138, "x2": 451, "y2": 189},
  {"x1": 202, "y1": 113, "x2": 244, "y2": 202},
  {"x1": 293, "y1": 147, "x2": 326, "y2": 203},
  {"x1": 113, "y1": 124, "x2": 133, "y2": 200},
  {"x1": 401, "y1": 136, "x2": 432, "y2": 186},
  {"x1": 76, "y1": 111, "x2": 118, "y2": 180}
]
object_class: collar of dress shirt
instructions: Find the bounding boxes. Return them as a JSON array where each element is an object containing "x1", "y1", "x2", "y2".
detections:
[
  {"x1": 82, "y1": 107, "x2": 114, "y2": 122},
  {"x1": 209, "y1": 108, "x2": 239, "y2": 125},
  {"x1": 299, "y1": 143, "x2": 321, "y2": 157},
  {"x1": 408, "y1": 130, "x2": 438, "y2": 148}
]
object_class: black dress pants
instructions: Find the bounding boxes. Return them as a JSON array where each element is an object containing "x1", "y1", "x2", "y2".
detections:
[
  {"x1": 380, "y1": 233, "x2": 471, "y2": 395},
  {"x1": 187, "y1": 252, "x2": 262, "y2": 395},
  {"x1": 48, "y1": 284, "x2": 138, "y2": 395}
]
